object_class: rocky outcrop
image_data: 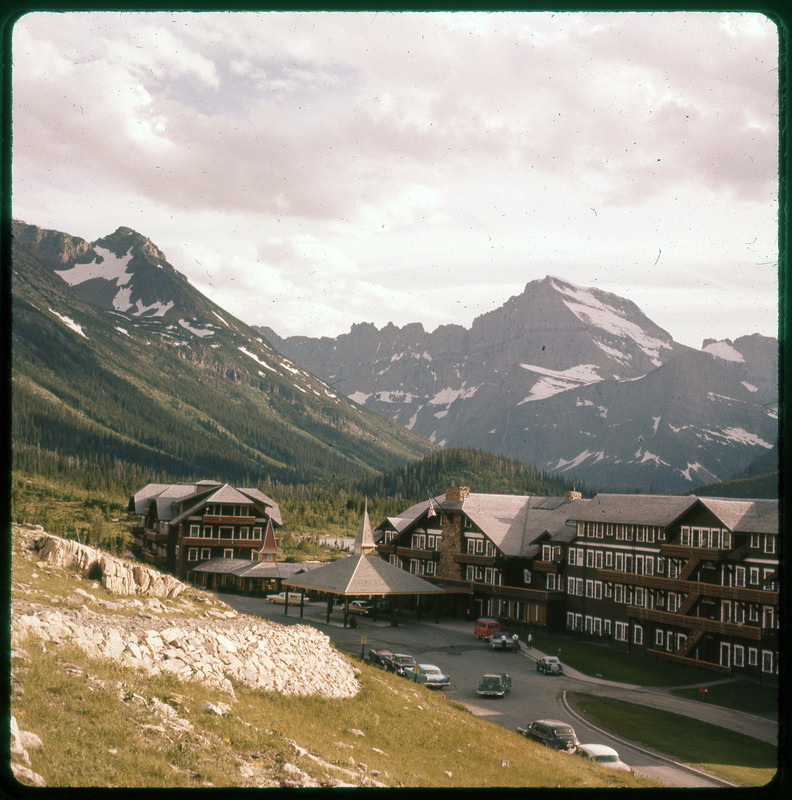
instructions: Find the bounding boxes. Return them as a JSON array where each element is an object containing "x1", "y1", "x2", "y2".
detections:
[
  {"x1": 10, "y1": 716, "x2": 45, "y2": 787},
  {"x1": 32, "y1": 531, "x2": 186, "y2": 598},
  {"x1": 12, "y1": 526, "x2": 361, "y2": 701}
]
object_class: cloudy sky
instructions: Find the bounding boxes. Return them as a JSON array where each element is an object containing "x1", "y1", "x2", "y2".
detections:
[{"x1": 12, "y1": 10, "x2": 779, "y2": 347}]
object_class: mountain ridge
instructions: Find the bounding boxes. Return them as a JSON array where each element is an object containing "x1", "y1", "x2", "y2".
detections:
[{"x1": 260, "y1": 278, "x2": 777, "y2": 494}]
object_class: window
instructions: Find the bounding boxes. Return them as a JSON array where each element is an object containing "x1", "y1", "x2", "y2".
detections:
[
  {"x1": 586, "y1": 550, "x2": 595, "y2": 568},
  {"x1": 595, "y1": 550, "x2": 603, "y2": 568},
  {"x1": 615, "y1": 553, "x2": 624, "y2": 572},
  {"x1": 523, "y1": 569, "x2": 532, "y2": 584},
  {"x1": 614, "y1": 584, "x2": 624, "y2": 603},
  {"x1": 223, "y1": 548, "x2": 234, "y2": 559},
  {"x1": 547, "y1": 574, "x2": 557, "y2": 590},
  {"x1": 585, "y1": 579, "x2": 594, "y2": 598},
  {"x1": 189, "y1": 524, "x2": 200, "y2": 537},
  {"x1": 605, "y1": 551, "x2": 613, "y2": 567},
  {"x1": 615, "y1": 622, "x2": 628, "y2": 642},
  {"x1": 566, "y1": 612, "x2": 575, "y2": 629},
  {"x1": 240, "y1": 527, "x2": 250, "y2": 539},
  {"x1": 656, "y1": 557, "x2": 665, "y2": 575},
  {"x1": 655, "y1": 628, "x2": 664, "y2": 646},
  {"x1": 219, "y1": 526, "x2": 233, "y2": 540},
  {"x1": 633, "y1": 625, "x2": 643, "y2": 645},
  {"x1": 604, "y1": 619, "x2": 612, "y2": 635},
  {"x1": 568, "y1": 549, "x2": 577, "y2": 567},
  {"x1": 594, "y1": 581, "x2": 603, "y2": 599},
  {"x1": 749, "y1": 567, "x2": 760, "y2": 585},
  {"x1": 735, "y1": 566, "x2": 746, "y2": 588},
  {"x1": 635, "y1": 587, "x2": 645, "y2": 607},
  {"x1": 645, "y1": 556, "x2": 654, "y2": 576},
  {"x1": 748, "y1": 648, "x2": 758, "y2": 667},
  {"x1": 187, "y1": 547, "x2": 198, "y2": 561},
  {"x1": 667, "y1": 593, "x2": 678, "y2": 613},
  {"x1": 680, "y1": 526, "x2": 691, "y2": 546},
  {"x1": 734, "y1": 645, "x2": 745, "y2": 668},
  {"x1": 604, "y1": 583, "x2": 612, "y2": 598},
  {"x1": 200, "y1": 548, "x2": 211, "y2": 559},
  {"x1": 202, "y1": 526, "x2": 213, "y2": 538},
  {"x1": 750, "y1": 533, "x2": 760, "y2": 548},
  {"x1": 764, "y1": 535, "x2": 776, "y2": 554},
  {"x1": 761, "y1": 650, "x2": 774, "y2": 673}
]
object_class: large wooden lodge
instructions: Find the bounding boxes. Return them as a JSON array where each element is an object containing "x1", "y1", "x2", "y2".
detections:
[{"x1": 129, "y1": 481, "x2": 779, "y2": 680}]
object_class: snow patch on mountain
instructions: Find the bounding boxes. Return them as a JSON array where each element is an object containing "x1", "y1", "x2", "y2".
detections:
[
  {"x1": 652, "y1": 416, "x2": 661, "y2": 433},
  {"x1": 58, "y1": 246, "x2": 132, "y2": 288},
  {"x1": 552, "y1": 450, "x2": 606, "y2": 472},
  {"x1": 349, "y1": 391, "x2": 372, "y2": 405},
  {"x1": 429, "y1": 384, "x2": 478, "y2": 405},
  {"x1": 179, "y1": 319, "x2": 214, "y2": 338},
  {"x1": 550, "y1": 277, "x2": 672, "y2": 366},
  {"x1": 703, "y1": 339, "x2": 745, "y2": 362},
  {"x1": 680, "y1": 462, "x2": 708, "y2": 481},
  {"x1": 238, "y1": 346, "x2": 276, "y2": 372},
  {"x1": 719, "y1": 427, "x2": 774, "y2": 448},
  {"x1": 49, "y1": 309, "x2": 87, "y2": 338},
  {"x1": 742, "y1": 381, "x2": 759, "y2": 393},
  {"x1": 518, "y1": 363, "x2": 601, "y2": 403}
]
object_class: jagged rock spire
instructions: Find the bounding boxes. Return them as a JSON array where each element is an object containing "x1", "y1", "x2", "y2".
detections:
[{"x1": 353, "y1": 500, "x2": 376, "y2": 555}]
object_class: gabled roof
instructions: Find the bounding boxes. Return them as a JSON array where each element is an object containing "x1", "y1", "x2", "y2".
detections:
[
  {"x1": 284, "y1": 553, "x2": 446, "y2": 596},
  {"x1": 566, "y1": 493, "x2": 697, "y2": 527},
  {"x1": 695, "y1": 498, "x2": 778, "y2": 534},
  {"x1": 376, "y1": 493, "x2": 588, "y2": 557},
  {"x1": 190, "y1": 558, "x2": 320, "y2": 579}
]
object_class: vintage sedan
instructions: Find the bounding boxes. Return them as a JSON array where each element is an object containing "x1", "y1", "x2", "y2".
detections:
[
  {"x1": 266, "y1": 591, "x2": 306, "y2": 605},
  {"x1": 517, "y1": 719, "x2": 579, "y2": 752},
  {"x1": 476, "y1": 672, "x2": 512, "y2": 697},
  {"x1": 348, "y1": 600, "x2": 374, "y2": 615},
  {"x1": 488, "y1": 631, "x2": 520, "y2": 651},
  {"x1": 577, "y1": 744, "x2": 633, "y2": 773},
  {"x1": 367, "y1": 649, "x2": 394, "y2": 669},
  {"x1": 536, "y1": 655, "x2": 564, "y2": 674},
  {"x1": 402, "y1": 664, "x2": 451, "y2": 689},
  {"x1": 383, "y1": 653, "x2": 416, "y2": 675}
]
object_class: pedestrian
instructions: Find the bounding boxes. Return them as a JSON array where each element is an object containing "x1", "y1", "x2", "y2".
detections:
[{"x1": 527, "y1": 633, "x2": 532, "y2": 650}]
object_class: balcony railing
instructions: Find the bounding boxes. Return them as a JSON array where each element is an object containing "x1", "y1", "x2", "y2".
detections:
[
  {"x1": 181, "y1": 536, "x2": 263, "y2": 548},
  {"x1": 595, "y1": 569, "x2": 778, "y2": 605},
  {"x1": 395, "y1": 546, "x2": 440, "y2": 560},
  {"x1": 453, "y1": 553, "x2": 496, "y2": 567},
  {"x1": 201, "y1": 514, "x2": 257, "y2": 525},
  {"x1": 532, "y1": 560, "x2": 560, "y2": 574},
  {"x1": 625, "y1": 605, "x2": 763, "y2": 640},
  {"x1": 141, "y1": 551, "x2": 167, "y2": 567}
]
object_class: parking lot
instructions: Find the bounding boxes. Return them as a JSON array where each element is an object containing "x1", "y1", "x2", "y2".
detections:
[{"x1": 217, "y1": 593, "x2": 759, "y2": 788}]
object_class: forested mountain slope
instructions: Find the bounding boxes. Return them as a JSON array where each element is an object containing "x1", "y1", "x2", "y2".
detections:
[{"x1": 10, "y1": 221, "x2": 434, "y2": 490}]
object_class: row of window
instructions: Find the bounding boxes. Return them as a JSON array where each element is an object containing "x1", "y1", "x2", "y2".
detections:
[
  {"x1": 202, "y1": 504, "x2": 253, "y2": 517},
  {"x1": 186, "y1": 547, "x2": 257, "y2": 561},
  {"x1": 188, "y1": 524, "x2": 263, "y2": 539},
  {"x1": 565, "y1": 613, "x2": 777, "y2": 673},
  {"x1": 582, "y1": 522, "x2": 664, "y2": 543}
]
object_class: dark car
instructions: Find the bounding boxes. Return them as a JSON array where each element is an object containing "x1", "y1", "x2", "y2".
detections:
[
  {"x1": 517, "y1": 719, "x2": 579, "y2": 752},
  {"x1": 488, "y1": 631, "x2": 520, "y2": 651},
  {"x1": 367, "y1": 648, "x2": 393, "y2": 669},
  {"x1": 384, "y1": 653, "x2": 416, "y2": 675},
  {"x1": 476, "y1": 672, "x2": 512, "y2": 697}
]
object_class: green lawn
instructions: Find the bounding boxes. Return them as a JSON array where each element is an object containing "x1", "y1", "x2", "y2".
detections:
[{"x1": 567, "y1": 693, "x2": 777, "y2": 787}]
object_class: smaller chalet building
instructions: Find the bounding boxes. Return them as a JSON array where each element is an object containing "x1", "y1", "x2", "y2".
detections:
[{"x1": 129, "y1": 481, "x2": 283, "y2": 581}]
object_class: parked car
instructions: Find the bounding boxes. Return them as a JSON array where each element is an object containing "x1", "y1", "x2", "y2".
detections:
[
  {"x1": 383, "y1": 653, "x2": 416, "y2": 675},
  {"x1": 517, "y1": 719, "x2": 579, "y2": 752},
  {"x1": 367, "y1": 649, "x2": 393, "y2": 669},
  {"x1": 473, "y1": 617, "x2": 501, "y2": 639},
  {"x1": 488, "y1": 631, "x2": 520, "y2": 651},
  {"x1": 577, "y1": 744, "x2": 633, "y2": 773},
  {"x1": 266, "y1": 591, "x2": 305, "y2": 605},
  {"x1": 348, "y1": 600, "x2": 374, "y2": 615},
  {"x1": 536, "y1": 655, "x2": 564, "y2": 674},
  {"x1": 476, "y1": 672, "x2": 512, "y2": 697},
  {"x1": 402, "y1": 664, "x2": 451, "y2": 689}
]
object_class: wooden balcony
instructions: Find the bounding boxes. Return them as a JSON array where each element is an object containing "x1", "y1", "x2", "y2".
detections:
[
  {"x1": 532, "y1": 560, "x2": 559, "y2": 574},
  {"x1": 376, "y1": 543, "x2": 396, "y2": 555},
  {"x1": 659, "y1": 543, "x2": 744, "y2": 563},
  {"x1": 626, "y1": 605, "x2": 763, "y2": 640},
  {"x1": 141, "y1": 551, "x2": 167, "y2": 568},
  {"x1": 453, "y1": 553, "x2": 496, "y2": 567},
  {"x1": 143, "y1": 528, "x2": 169, "y2": 545},
  {"x1": 181, "y1": 536, "x2": 263, "y2": 548},
  {"x1": 595, "y1": 569, "x2": 778, "y2": 606},
  {"x1": 645, "y1": 648, "x2": 732, "y2": 674},
  {"x1": 394, "y1": 546, "x2": 440, "y2": 560},
  {"x1": 202, "y1": 514, "x2": 257, "y2": 526}
]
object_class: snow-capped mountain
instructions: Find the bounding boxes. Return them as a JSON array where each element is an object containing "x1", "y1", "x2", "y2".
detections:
[
  {"x1": 11, "y1": 220, "x2": 433, "y2": 484},
  {"x1": 261, "y1": 277, "x2": 778, "y2": 493}
]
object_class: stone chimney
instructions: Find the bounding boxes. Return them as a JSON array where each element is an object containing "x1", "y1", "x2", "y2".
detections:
[
  {"x1": 445, "y1": 486, "x2": 470, "y2": 503},
  {"x1": 564, "y1": 490, "x2": 582, "y2": 502}
]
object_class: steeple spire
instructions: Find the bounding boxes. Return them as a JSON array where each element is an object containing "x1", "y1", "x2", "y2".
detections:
[{"x1": 354, "y1": 499, "x2": 376, "y2": 555}]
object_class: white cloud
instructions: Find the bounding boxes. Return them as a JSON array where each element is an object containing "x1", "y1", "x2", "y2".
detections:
[{"x1": 11, "y1": 10, "x2": 779, "y2": 346}]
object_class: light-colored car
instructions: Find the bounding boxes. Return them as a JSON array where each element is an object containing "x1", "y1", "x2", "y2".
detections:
[
  {"x1": 577, "y1": 744, "x2": 633, "y2": 773},
  {"x1": 267, "y1": 591, "x2": 305, "y2": 605},
  {"x1": 488, "y1": 631, "x2": 520, "y2": 651},
  {"x1": 536, "y1": 655, "x2": 564, "y2": 674},
  {"x1": 402, "y1": 664, "x2": 451, "y2": 689},
  {"x1": 348, "y1": 600, "x2": 374, "y2": 614}
]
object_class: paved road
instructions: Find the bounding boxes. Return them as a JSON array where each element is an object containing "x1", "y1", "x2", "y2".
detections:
[{"x1": 217, "y1": 593, "x2": 777, "y2": 788}]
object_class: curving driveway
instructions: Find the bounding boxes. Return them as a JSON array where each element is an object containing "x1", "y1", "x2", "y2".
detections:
[{"x1": 218, "y1": 594, "x2": 777, "y2": 788}]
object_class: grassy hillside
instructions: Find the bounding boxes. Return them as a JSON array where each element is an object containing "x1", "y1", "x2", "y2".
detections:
[{"x1": 9, "y1": 525, "x2": 653, "y2": 789}]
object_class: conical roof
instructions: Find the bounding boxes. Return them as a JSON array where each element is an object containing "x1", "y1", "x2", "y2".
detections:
[{"x1": 354, "y1": 500, "x2": 376, "y2": 555}]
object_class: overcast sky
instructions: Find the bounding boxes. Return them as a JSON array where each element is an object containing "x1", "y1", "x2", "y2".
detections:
[{"x1": 12, "y1": 10, "x2": 780, "y2": 348}]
